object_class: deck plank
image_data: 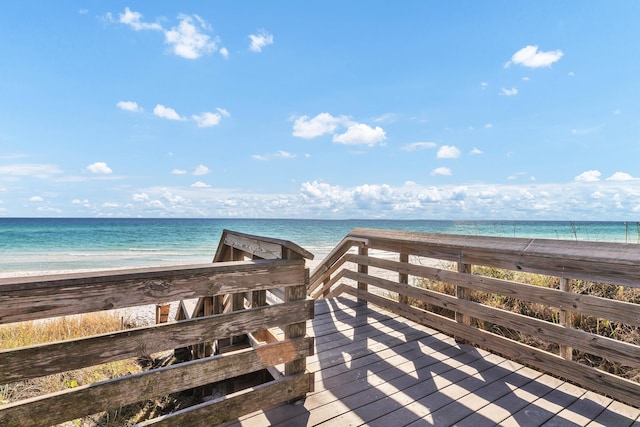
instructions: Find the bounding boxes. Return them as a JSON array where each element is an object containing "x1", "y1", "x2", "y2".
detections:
[{"x1": 222, "y1": 296, "x2": 640, "y2": 427}]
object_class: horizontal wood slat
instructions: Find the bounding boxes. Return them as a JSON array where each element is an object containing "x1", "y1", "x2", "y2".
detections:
[
  {"x1": 0, "y1": 300, "x2": 314, "y2": 383},
  {"x1": 345, "y1": 254, "x2": 640, "y2": 327},
  {"x1": 345, "y1": 287, "x2": 640, "y2": 409},
  {"x1": 137, "y1": 372, "x2": 313, "y2": 427},
  {"x1": 0, "y1": 338, "x2": 313, "y2": 427},
  {"x1": 347, "y1": 228, "x2": 640, "y2": 287},
  {"x1": 345, "y1": 270, "x2": 640, "y2": 369},
  {"x1": 0, "y1": 259, "x2": 305, "y2": 324}
]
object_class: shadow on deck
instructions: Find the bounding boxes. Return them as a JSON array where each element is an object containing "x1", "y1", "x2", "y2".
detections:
[{"x1": 224, "y1": 296, "x2": 640, "y2": 427}]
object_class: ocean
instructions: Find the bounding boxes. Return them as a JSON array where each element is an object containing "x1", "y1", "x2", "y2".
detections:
[{"x1": 1, "y1": 218, "x2": 639, "y2": 277}]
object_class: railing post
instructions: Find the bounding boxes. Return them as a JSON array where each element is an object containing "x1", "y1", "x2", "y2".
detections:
[
  {"x1": 284, "y1": 268, "x2": 309, "y2": 377},
  {"x1": 398, "y1": 253, "x2": 409, "y2": 305},
  {"x1": 357, "y1": 246, "x2": 368, "y2": 303},
  {"x1": 559, "y1": 277, "x2": 573, "y2": 360},
  {"x1": 456, "y1": 262, "x2": 472, "y2": 329}
]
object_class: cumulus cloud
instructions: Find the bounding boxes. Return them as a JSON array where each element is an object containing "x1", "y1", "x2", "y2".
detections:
[
  {"x1": 431, "y1": 167, "x2": 452, "y2": 176},
  {"x1": 332, "y1": 124, "x2": 386, "y2": 146},
  {"x1": 292, "y1": 113, "x2": 347, "y2": 138},
  {"x1": 575, "y1": 170, "x2": 601, "y2": 182},
  {"x1": 437, "y1": 145, "x2": 461, "y2": 159},
  {"x1": 402, "y1": 142, "x2": 436, "y2": 151},
  {"x1": 470, "y1": 147, "x2": 484, "y2": 155},
  {"x1": 165, "y1": 14, "x2": 218, "y2": 59},
  {"x1": 118, "y1": 8, "x2": 222, "y2": 60},
  {"x1": 116, "y1": 101, "x2": 143, "y2": 112},
  {"x1": 29, "y1": 196, "x2": 43, "y2": 202},
  {"x1": 219, "y1": 47, "x2": 229, "y2": 59},
  {"x1": 132, "y1": 193, "x2": 149, "y2": 202},
  {"x1": 500, "y1": 87, "x2": 518, "y2": 96},
  {"x1": 607, "y1": 172, "x2": 637, "y2": 181},
  {"x1": 153, "y1": 104, "x2": 185, "y2": 121},
  {"x1": 86, "y1": 162, "x2": 112, "y2": 174},
  {"x1": 191, "y1": 181, "x2": 211, "y2": 188},
  {"x1": 505, "y1": 45, "x2": 564, "y2": 68},
  {"x1": 193, "y1": 165, "x2": 210, "y2": 175},
  {"x1": 249, "y1": 30, "x2": 274, "y2": 52},
  {"x1": 119, "y1": 7, "x2": 162, "y2": 31},
  {"x1": 192, "y1": 109, "x2": 229, "y2": 127},
  {"x1": 172, "y1": 169, "x2": 187, "y2": 175}
]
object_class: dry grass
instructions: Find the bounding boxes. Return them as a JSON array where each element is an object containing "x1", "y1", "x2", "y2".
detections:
[
  {"x1": 409, "y1": 265, "x2": 640, "y2": 382},
  {"x1": 0, "y1": 312, "x2": 144, "y2": 425}
]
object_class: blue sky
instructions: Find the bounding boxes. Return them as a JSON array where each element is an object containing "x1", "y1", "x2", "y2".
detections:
[{"x1": 1, "y1": 2, "x2": 639, "y2": 219}]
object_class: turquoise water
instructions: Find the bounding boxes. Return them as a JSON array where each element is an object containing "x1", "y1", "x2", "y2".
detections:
[{"x1": 1, "y1": 218, "x2": 639, "y2": 276}]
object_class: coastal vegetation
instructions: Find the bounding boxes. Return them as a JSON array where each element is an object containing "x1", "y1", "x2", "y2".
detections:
[
  {"x1": 0, "y1": 313, "x2": 149, "y2": 425},
  {"x1": 409, "y1": 264, "x2": 640, "y2": 383}
]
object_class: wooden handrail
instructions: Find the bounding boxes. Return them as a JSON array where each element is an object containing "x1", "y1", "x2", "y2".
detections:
[
  {"x1": 0, "y1": 231, "x2": 315, "y2": 427},
  {"x1": 310, "y1": 227, "x2": 640, "y2": 408}
]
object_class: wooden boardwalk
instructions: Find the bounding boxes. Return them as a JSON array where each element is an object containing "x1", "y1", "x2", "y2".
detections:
[{"x1": 224, "y1": 296, "x2": 640, "y2": 427}]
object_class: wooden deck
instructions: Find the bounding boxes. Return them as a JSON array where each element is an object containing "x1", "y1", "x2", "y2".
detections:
[{"x1": 224, "y1": 296, "x2": 640, "y2": 427}]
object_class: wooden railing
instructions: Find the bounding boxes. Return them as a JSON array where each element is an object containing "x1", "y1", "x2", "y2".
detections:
[
  {"x1": 0, "y1": 231, "x2": 314, "y2": 426},
  {"x1": 309, "y1": 227, "x2": 640, "y2": 409}
]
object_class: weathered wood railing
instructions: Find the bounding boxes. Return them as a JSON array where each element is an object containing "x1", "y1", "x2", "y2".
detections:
[
  {"x1": 0, "y1": 231, "x2": 314, "y2": 426},
  {"x1": 309, "y1": 227, "x2": 640, "y2": 409}
]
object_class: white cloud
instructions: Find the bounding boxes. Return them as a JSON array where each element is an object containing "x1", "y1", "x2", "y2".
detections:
[
  {"x1": 165, "y1": 14, "x2": 218, "y2": 59},
  {"x1": 153, "y1": 104, "x2": 185, "y2": 121},
  {"x1": 191, "y1": 181, "x2": 211, "y2": 188},
  {"x1": 481, "y1": 82, "x2": 488, "y2": 89},
  {"x1": 219, "y1": 47, "x2": 229, "y2": 59},
  {"x1": 332, "y1": 124, "x2": 386, "y2": 146},
  {"x1": 116, "y1": 101, "x2": 143, "y2": 112},
  {"x1": 86, "y1": 162, "x2": 113, "y2": 174},
  {"x1": 500, "y1": 87, "x2": 518, "y2": 96},
  {"x1": 172, "y1": 169, "x2": 187, "y2": 175},
  {"x1": 470, "y1": 147, "x2": 483, "y2": 155},
  {"x1": 505, "y1": 45, "x2": 564, "y2": 68},
  {"x1": 132, "y1": 193, "x2": 149, "y2": 202},
  {"x1": 431, "y1": 167, "x2": 452, "y2": 176},
  {"x1": 192, "y1": 108, "x2": 229, "y2": 128},
  {"x1": 437, "y1": 145, "x2": 461, "y2": 159},
  {"x1": 252, "y1": 151, "x2": 296, "y2": 161},
  {"x1": 568, "y1": 71, "x2": 575, "y2": 77},
  {"x1": 575, "y1": 170, "x2": 601, "y2": 182},
  {"x1": 484, "y1": 123, "x2": 493, "y2": 129},
  {"x1": 607, "y1": 172, "x2": 637, "y2": 181},
  {"x1": 292, "y1": 113, "x2": 347, "y2": 139},
  {"x1": 193, "y1": 165, "x2": 210, "y2": 176},
  {"x1": 29, "y1": 196, "x2": 43, "y2": 202},
  {"x1": 72, "y1": 199, "x2": 91, "y2": 207},
  {"x1": 402, "y1": 142, "x2": 436, "y2": 151},
  {"x1": 102, "y1": 202, "x2": 120, "y2": 208},
  {"x1": 249, "y1": 30, "x2": 274, "y2": 52},
  {"x1": 119, "y1": 7, "x2": 162, "y2": 31}
]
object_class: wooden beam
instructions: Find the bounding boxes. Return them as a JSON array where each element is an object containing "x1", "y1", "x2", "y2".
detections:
[
  {"x1": 0, "y1": 259, "x2": 305, "y2": 324},
  {"x1": 0, "y1": 300, "x2": 314, "y2": 383},
  {"x1": 0, "y1": 338, "x2": 312, "y2": 427}
]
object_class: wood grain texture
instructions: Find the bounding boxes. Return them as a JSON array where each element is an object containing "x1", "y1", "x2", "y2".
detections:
[
  {"x1": 0, "y1": 338, "x2": 312, "y2": 427},
  {"x1": 0, "y1": 299, "x2": 314, "y2": 383},
  {"x1": 0, "y1": 259, "x2": 305, "y2": 324},
  {"x1": 347, "y1": 228, "x2": 640, "y2": 287}
]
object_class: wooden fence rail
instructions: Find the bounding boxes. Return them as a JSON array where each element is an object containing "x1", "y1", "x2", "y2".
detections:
[
  {"x1": 308, "y1": 227, "x2": 640, "y2": 409},
  {"x1": 0, "y1": 231, "x2": 314, "y2": 427}
]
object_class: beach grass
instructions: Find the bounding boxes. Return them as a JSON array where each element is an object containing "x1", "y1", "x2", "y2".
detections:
[
  {"x1": 0, "y1": 312, "x2": 144, "y2": 425},
  {"x1": 407, "y1": 266, "x2": 640, "y2": 382}
]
